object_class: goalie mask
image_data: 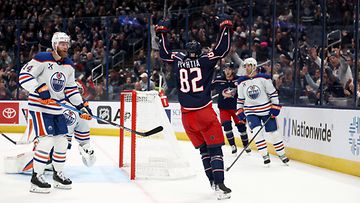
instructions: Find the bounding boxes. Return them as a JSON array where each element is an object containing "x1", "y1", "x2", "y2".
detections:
[
  {"x1": 51, "y1": 32, "x2": 70, "y2": 58},
  {"x1": 185, "y1": 40, "x2": 202, "y2": 59}
]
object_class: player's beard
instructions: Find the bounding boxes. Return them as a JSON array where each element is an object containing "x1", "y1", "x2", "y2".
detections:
[{"x1": 57, "y1": 49, "x2": 68, "y2": 58}]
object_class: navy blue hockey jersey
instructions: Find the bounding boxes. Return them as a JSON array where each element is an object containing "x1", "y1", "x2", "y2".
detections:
[
  {"x1": 212, "y1": 75, "x2": 238, "y2": 110},
  {"x1": 159, "y1": 28, "x2": 232, "y2": 110}
]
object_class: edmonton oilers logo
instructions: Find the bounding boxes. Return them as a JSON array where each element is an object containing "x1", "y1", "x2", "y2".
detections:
[
  {"x1": 348, "y1": 116, "x2": 360, "y2": 156},
  {"x1": 50, "y1": 72, "x2": 66, "y2": 92},
  {"x1": 246, "y1": 85, "x2": 260, "y2": 100},
  {"x1": 63, "y1": 109, "x2": 76, "y2": 126}
]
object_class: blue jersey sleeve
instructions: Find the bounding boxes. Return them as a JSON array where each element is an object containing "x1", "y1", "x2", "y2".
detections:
[
  {"x1": 207, "y1": 27, "x2": 232, "y2": 61},
  {"x1": 158, "y1": 33, "x2": 174, "y2": 63}
]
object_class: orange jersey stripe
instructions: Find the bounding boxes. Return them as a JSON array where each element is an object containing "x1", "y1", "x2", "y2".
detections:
[{"x1": 35, "y1": 112, "x2": 46, "y2": 136}]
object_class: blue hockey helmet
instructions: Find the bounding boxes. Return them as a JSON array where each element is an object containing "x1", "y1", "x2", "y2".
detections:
[{"x1": 185, "y1": 40, "x2": 202, "y2": 59}]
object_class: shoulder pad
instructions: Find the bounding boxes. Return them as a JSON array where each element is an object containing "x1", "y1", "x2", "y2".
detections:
[
  {"x1": 34, "y1": 52, "x2": 55, "y2": 62},
  {"x1": 254, "y1": 73, "x2": 271, "y2": 79},
  {"x1": 63, "y1": 57, "x2": 75, "y2": 66},
  {"x1": 237, "y1": 75, "x2": 249, "y2": 84}
]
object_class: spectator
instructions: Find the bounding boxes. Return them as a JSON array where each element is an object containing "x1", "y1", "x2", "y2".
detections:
[{"x1": 139, "y1": 72, "x2": 155, "y2": 91}]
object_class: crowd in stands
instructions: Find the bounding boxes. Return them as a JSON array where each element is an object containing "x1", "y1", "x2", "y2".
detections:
[{"x1": 0, "y1": 0, "x2": 358, "y2": 107}]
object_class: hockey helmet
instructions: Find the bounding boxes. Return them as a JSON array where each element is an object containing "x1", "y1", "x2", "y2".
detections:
[
  {"x1": 243, "y1": 57, "x2": 257, "y2": 67},
  {"x1": 51, "y1": 32, "x2": 70, "y2": 51},
  {"x1": 224, "y1": 62, "x2": 236, "y2": 70},
  {"x1": 185, "y1": 40, "x2": 202, "y2": 59}
]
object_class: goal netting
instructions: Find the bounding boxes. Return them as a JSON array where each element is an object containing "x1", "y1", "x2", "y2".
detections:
[{"x1": 119, "y1": 90, "x2": 195, "y2": 180}]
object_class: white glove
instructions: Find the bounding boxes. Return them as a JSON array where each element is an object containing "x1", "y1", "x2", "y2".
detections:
[{"x1": 78, "y1": 143, "x2": 96, "y2": 167}]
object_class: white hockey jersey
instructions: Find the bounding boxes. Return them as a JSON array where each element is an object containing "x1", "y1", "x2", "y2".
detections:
[
  {"x1": 237, "y1": 74, "x2": 279, "y2": 116},
  {"x1": 22, "y1": 100, "x2": 90, "y2": 145},
  {"x1": 62, "y1": 101, "x2": 90, "y2": 145},
  {"x1": 19, "y1": 52, "x2": 83, "y2": 115}
]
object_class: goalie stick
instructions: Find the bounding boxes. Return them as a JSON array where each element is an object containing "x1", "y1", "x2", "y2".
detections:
[
  {"x1": 56, "y1": 101, "x2": 163, "y2": 137},
  {"x1": 0, "y1": 130, "x2": 33, "y2": 145},
  {"x1": 226, "y1": 116, "x2": 271, "y2": 171}
]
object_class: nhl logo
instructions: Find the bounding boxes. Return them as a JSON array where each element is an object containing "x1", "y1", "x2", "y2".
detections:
[
  {"x1": 50, "y1": 72, "x2": 66, "y2": 92},
  {"x1": 246, "y1": 85, "x2": 260, "y2": 100},
  {"x1": 63, "y1": 109, "x2": 76, "y2": 126}
]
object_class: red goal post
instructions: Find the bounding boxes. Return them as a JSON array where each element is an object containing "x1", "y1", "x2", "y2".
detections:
[{"x1": 119, "y1": 90, "x2": 194, "y2": 180}]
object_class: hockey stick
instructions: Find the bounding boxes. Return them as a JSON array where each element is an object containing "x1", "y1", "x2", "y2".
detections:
[
  {"x1": 0, "y1": 130, "x2": 33, "y2": 145},
  {"x1": 212, "y1": 94, "x2": 219, "y2": 99},
  {"x1": 21, "y1": 108, "x2": 28, "y2": 122},
  {"x1": 226, "y1": 116, "x2": 272, "y2": 171},
  {"x1": 56, "y1": 101, "x2": 163, "y2": 137}
]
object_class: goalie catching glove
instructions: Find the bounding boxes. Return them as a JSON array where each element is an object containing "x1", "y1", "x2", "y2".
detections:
[
  {"x1": 78, "y1": 143, "x2": 96, "y2": 167},
  {"x1": 76, "y1": 101, "x2": 93, "y2": 120}
]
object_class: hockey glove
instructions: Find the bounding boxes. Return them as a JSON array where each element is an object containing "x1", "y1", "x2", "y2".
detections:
[
  {"x1": 76, "y1": 101, "x2": 93, "y2": 120},
  {"x1": 155, "y1": 19, "x2": 171, "y2": 33},
  {"x1": 78, "y1": 143, "x2": 96, "y2": 167},
  {"x1": 35, "y1": 83, "x2": 53, "y2": 105},
  {"x1": 269, "y1": 104, "x2": 281, "y2": 118},
  {"x1": 236, "y1": 108, "x2": 246, "y2": 121},
  {"x1": 216, "y1": 14, "x2": 233, "y2": 29}
]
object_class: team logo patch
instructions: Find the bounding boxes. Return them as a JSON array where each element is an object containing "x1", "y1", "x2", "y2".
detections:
[
  {"x1": 50, "y1": 72, "x2": 66, "y2": 92},
  {"x1": 63, "y1": 109, "x2": 77, "y2": 126},
  {"x1": 246, "y1": 85, "x2": 260, "y2": 100}
]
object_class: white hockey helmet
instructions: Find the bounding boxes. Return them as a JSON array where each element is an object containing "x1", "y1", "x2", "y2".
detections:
[
  {"x1": 51, "y1": 32, "x2": 70, "y2": 51},
  {"x1": 243, "y1": 57, "x2": 257, "y2": 67}
]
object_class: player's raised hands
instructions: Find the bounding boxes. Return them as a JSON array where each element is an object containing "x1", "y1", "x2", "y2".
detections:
[
  {"x1": 216, "y1": 14, "x2": 233, "y2": 29},
  {"x1": 155, "y1": 19, "x2": 171, "y2": 33}
]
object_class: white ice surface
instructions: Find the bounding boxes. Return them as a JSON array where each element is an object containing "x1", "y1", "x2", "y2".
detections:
[{"x1": 0, "y1": 133, "x2": 359, "y2": 203}]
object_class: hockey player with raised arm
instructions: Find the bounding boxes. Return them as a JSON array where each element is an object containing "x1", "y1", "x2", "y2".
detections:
[
  {"x1": 236, "y1": 57, "x2": 289, "y2": 166},
  {"x1": 18, "y1": 32, "x2": 93, "y2": 193},
  {"x1": 211, "y1": 63, "x2": 250, "y2": 154},
  {"x1": 156, "y1": 15, "x2": 233, "y2": 200}
]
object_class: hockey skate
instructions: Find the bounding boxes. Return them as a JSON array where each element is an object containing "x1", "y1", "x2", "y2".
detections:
[
  {"x1": 279, "y1": 155, "x2": 290, "y2": 165},
  {"x1": 245, "y1": 147, "x2": 251, "y2": 153},
  {"x1": 210, "y1": 180, "x2": 216, "y2": 192},
  {"x1": 263, "y1": 153, "x2": 271, "y2": 166},
  {"x1": 231, "y1": 145, "x2": 237, "y2": 154},
  {"x1": 53, "y1": 171, "x2": 72, "y2": 189},
  {"x1": 30, "y1": 172, "x2": 51, "y2": 193},
  {"x1": 215, "y1": 183, "x2": 231, "y2": 200}
]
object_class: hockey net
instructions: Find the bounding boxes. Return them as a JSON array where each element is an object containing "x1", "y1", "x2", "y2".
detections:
[{"x1": 119, "y1": 90, "x2": 194, "y2": 180}]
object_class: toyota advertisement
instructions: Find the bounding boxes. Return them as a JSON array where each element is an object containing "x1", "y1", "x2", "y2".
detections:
[{"x1": 0, "y1": 102, "x2": 19, "y2": 124}]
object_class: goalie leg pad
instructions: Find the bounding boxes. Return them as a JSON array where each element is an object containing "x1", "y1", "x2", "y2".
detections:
[{"x1": 4, "y1": 151, "x2": 34, "y2": 174}]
